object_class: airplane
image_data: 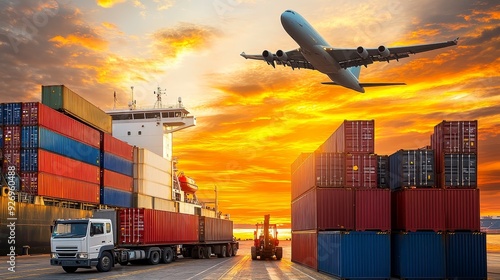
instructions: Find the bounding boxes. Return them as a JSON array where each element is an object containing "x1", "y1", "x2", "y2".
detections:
[{"x1": 241, "y1": 10, "x2": 458, "y2": 93}]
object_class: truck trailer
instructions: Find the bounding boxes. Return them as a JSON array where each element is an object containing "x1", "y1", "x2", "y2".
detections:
[{"x1": 50, "y1": 208, "x2": 238, "y2": 273}]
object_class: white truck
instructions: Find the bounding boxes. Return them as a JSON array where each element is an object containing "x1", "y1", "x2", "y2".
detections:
[{"x1": 50, "y1": 208, "x2": 238, "y2": 273}]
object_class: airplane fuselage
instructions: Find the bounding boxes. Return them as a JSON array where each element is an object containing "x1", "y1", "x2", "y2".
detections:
[{"x1": 280, "y1": 10, "x2": 365, "y2": 92}]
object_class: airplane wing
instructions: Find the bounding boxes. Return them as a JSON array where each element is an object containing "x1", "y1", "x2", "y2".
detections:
[
  {"x1": 327, "y1": 38, "x2": 459, "y2": 69},
  {"x1": 240, "y1": 49, "x2": 315, "y2": 70}
]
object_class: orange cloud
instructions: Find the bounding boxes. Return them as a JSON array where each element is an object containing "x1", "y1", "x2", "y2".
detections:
[
  {"x1": 50, "y1": 34, "x2": 109, "y2": 51},
  {"x1": 96, "y1": 0, "x2": 127, "y2": 8}
]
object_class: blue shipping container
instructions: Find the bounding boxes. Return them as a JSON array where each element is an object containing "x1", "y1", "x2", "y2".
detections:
[
  {"x1": 389, "y1": 149, "x2": 435, "y2": 189},
  {"x1": 0, "y1": 103, "x2": 3, "y2": 125},
  {"x1": 318, "y1": 231, "x2": 390, "y2": 279},
  {"x1": 101, "y1": 187, "x2": 132, "y2": 208},
  {"x1": 102, "y1": 152, "x2": 133, "y2": 176},
  {"x1": 21, "y1": 126, "x2": 39, "y2": 148},
  {"x1": 39, "y1": 127, "x2": 100, "y2": 166},
  {"x1": 0, "y1": 127, "x2": 3, "y2": 148},
  {"x1": 392, "y1": 231, "x2": 445, "y2": 279},
  {"x1": 446, "y1": 232, "x2": 487, "y2": 279},
  {"x1": 21, "y1": 149, "x2": 38, "y2": 172},
  {"x1": 3, "y1": 103, "x2": 22, "y2": 125}
]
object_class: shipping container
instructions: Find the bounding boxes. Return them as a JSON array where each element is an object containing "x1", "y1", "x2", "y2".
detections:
[
  {"x1": 377, "y1": 155, "x2": 389, "y2": 188},
  {"x1": 41, "y1": 85, "x2": 112, "y2": 133},
  {"x1": 292, "y1": 187, "x2": 355, "y2": 231},
  {"x1": 134, "y1": 179, "x2": 172, "y2": 200},
  {"x1": 355, "y1": 189, "x2": 391, "y2": 231},
  {"x1": 38, "y1": 149, "x2": 100, "y2": 184},
  {"x1": 316, "y1": 120, "x2": 375, "y2": 154},
  {"x1": 133, "y1": 193, "x2": 153, "y2": 209},
  {"x1": 445, "y1": 189, "x2": 480, "y2": 231},
  {"x1": 392, "y1": 188, "x2": 445, "y2": 232},
  {"x1": 291, "y1": 231, "x2": 318, "y2": 270},
  {"x1": 119, "y1": 208, "x2": 199, "y2": 245},
  {"x1": 437, "y1": 154, "x2": 477, "y2": 188},
  {"x1": 291, "y1": 153, "x2": 312, "y2": 174},
  {"x1": 392, "y1": 231, "x2": 446, "y2": 279},
  {"x1": 199, "y1": 216, "x2": 233, "y2": 242},
  {"x1": 102, "y1": 132, "x2": 133, "y2": 160},
  {"x1": 39, "y1": 127, "x2": 100, "y2": 166},
  {"x1": 20, "y1": 172, "x2": 38, "y2": 194},
  {"x1": 100, "y1": 187, "x2": 133, "y2": 208},
  {"x1": 3, "y1": 103, "x2": 22, "y2": 125},
  {"x1": 318, "y1": 231, "x2": 390, "y2": 279},
  {"x1": 37, "y1": 103, "x2": 100, "y2": 148},
  {"x1": 0, "y1": 103, "x2": 3, "y2": 125},
  {"x1": 102, "y1": 169, "x2": 133, "y2": 192},
  {"x1": 20, "y1": 148, "x2": 38, "y2": 172},
  {"x1": 313, "y1": 152, "x2": 344, "y2": 187},
  {"x1": 0, "y1": 127, "x2": 3, "y2": 148},
  {"x1": 432, "y1": 120, "x2": 477, "y2": 154},
  {"x1": 389, "y1": 149, "x2": 435, "y2": 189},
  {"x1": 291, "y1": 153, "x2": 315, "y2": 200},
  {"x1": 21, "y1": 126, "x2": 38, "y2": 148},
  {"x1": 153, "y1": 197, "x2": 176, "y2": 212},
  {"x1": 345, "y1": 153, "x2": 377, "y2": 188},
  {"x1": 102, "y1": 152, "x2": 133, "y2": 176},
  {"x1": 134, "y1": 147, "x2": 171, "y2": 166},
  {"x1": 36, "y1": 172, "x2": 100, "y2": 203},
  {"x1": 3, "y1": 126, "x2": 21, "y2": 149},
  {"x1": 2, "y1": 148, "x2": 20, "y2": 173},
  {"x1": 21, "y1": 102, "x2": 39, "y2": 125},
  {"x1": 134, "y1": 163, "x2": 172, "y2": 186},
  {"x1": 445, "y1": 232, "x2": 487, "y2": 279}
]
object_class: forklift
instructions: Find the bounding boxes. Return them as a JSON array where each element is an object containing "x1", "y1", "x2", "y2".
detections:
[{"x1": 251, "y1": 214, "x2": 283, "y2": 260}]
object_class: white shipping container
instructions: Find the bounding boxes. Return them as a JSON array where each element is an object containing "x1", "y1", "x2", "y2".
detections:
[
  {"x1": 134, "y1": 179, "x2": 172, "y2": 200},
  {"x1": 133, "y1": 193, "x2": 153, "y2": 209},
  {"x1": 178, "y1": 201, "x2": 201, "y2": 215},
  {"x1": 153, "y1": 197, "x2": 176, "y2": 212},
  {"x1": 134, "y1": 163, "x2": 172, "y2": 186},
  {"x1": 134, "y1": 147, "x2": 171, "y2": 167},
  {"x1": 201, "y1": 208, "x2": 217, "y2": 218}
]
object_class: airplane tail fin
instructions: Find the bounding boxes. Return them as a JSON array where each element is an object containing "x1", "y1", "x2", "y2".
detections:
[{"x1": 347, "y1": 66, "x2": 361, "y2": 79}]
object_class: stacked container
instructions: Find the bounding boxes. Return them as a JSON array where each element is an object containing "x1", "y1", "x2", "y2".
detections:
[{"x1": 291, "y1": 120, "x2": 391, "y2": 279}]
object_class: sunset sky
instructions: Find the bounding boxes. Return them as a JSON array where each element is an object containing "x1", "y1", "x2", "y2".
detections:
[{"x1": 1, "y1": 0, "x2": 499, "y2": 230}]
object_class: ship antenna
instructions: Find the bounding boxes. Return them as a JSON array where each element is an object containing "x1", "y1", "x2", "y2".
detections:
[
  {"x1": 154, "y1": 86, "x2": 166, "y2": 108},
  {"x1": 128, "y1": 86, "x2": 136, "y2": 110}
]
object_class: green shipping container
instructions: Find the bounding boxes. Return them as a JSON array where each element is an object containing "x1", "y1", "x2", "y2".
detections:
[{"x1": 41, "y1": 85, "x2": 112, "y2": 134}]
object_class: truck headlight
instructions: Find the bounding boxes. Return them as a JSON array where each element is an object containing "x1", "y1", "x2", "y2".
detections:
[
  {"x1": 77, "y1": 253, "x2": 88, "y2": 259},
  {"x1": 51, "y1": 253, "x2": 57, "y2": 259}
]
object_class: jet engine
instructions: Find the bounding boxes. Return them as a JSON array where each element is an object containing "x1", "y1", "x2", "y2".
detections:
[
  {"x1": 276, "y1": 50, "x2": 288, "y2": 61},
  {"x1": 262, "y1": 50, "x2": 274, "y2": 62},
  {"x1": 356, "y1": 46, "x2": 369, "y2": 59},
  {"x1": 377, "y1": 45, "x2": 390, "y2": 58}
]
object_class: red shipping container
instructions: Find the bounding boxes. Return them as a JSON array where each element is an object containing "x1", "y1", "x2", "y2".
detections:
[
  {"x1": 316, "y1": 120, "x2": 375, "y2": 154},
  {"x1": 432, "y1": 120, "x2": 477, "y2": 154},
  {"x1": 38, "y1": 149, "x2": 100, "y2": 184},
  {"x1": 102, "y1": 132, "x2": 133, "y2": 161},
  {"x1": 292, "y1": 188, "x2": 355, "y2": 231},
  {"x1": 345, "y1": 153, "x2": 377, "y2": 188},
  {"x1": 199, "y1": 216, "x2": 234, "y2": 242},
  {"x1": 291, "y1": 153, "x2": 315, "y2": 201},
  {"x1": 21, "y1": 172, "x2": 38, "y2": 194},
  {"x1": 445, "y1": 189, "x2": 480, "y2": 231},
  {"x1": 37, "y1": 103, "x2": 101, "y2": 148},
  {"x1": 355, "y1": 189, "x2": 391, "y2": 231},
  {"x1": 37, "y1": 172, "x2": 100, "y2": 203},
  {"x1": 3, "y1": 126, "x2": 21, "y2": 149},
  {"x1": 102, "y1": 169, "x2": 133, "y2": 192},
  {"x1": 2, "y1": 148, "x2": 20, "y2": 173},
  {"x1": 119, "y1": 208, "x2": 199, "y2": 245},
  {"x1": 291, "y1": 231, "x2": 318, "y2": 270},
  {"x1": 291, "y1": 153, "x2": 312, "y2": 174},
  {"x1": 393, "y1": 189, "x2": 445, "y2": 232},
  {"x1": 22, "y1": 102, "x2": 39, "y2": 125}
]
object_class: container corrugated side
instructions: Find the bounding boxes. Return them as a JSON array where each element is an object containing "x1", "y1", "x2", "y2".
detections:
[
  {"x1": 134, "y1": 163, "x2": 172, "y2": 186},
  {"x1": 291, "y1": 188, "x2": 317, "y2": 231},
  {"x1": 153, "y1": 197, "x2": 176, "y2": 212},
  {"x1": 133, "y1": 147, "x2": 171, "y2": 166},
  {"x1": 393, "y1": 188, "x2": 445, "y2": 232},
  {"x1": 345, "y1": 153, "x2": 377, "y2": 188},
  {"x1": 317, "y1": 188, "x2": 355, "y2": 230},
  {"x1": 355, "y1": 189, "x2": 390, "y2": 231},
  {"x1": 377, "y1": 155, "x2": 389, "y2": 188},
  {"x1": 445, "y1": 189, "x2": 480, "y2": 231},
  {"x1": 21, "y1": 126, "x2": 38, "y2": 148},
  {"x1": 199, "y1": 216, "x2": 233, "y2": 242},
  {"x1": 119, "y1": 208, "x2": 199, "y2": 245},
  {"x1": 316, "y1": 120, "x2": 375, "y2": 154},
  {"x1": 37, "y1": 172, "x2": 100, "y2": 203},
  {"x1": 41, "y1": 85, "x2": 112, "y2": 133},
  {"x1": 317, "y1": 231, "x2": 390, "y2": 279},
  {"x1": 291, "y1": 153, "x2": 315, "y2": 201},
  {"x1": 102, "y1": 152, "x2": 133, "y2": 176},
  {"x1": 133, "y1": 193, "x2": 153, "y2": 209},
  {"x1": 38, "y1": 149, "x2": 100, "y2": 184},
  {"x1": 392, "y1": 231, "x2": 446, "y2": 279},
  {"x1": 291, "y1": 153, "x2": 312, "y2": 174},
  {"x1": 100, "y1": 187, "x2": 132, "y2": 208},
  {"x1": 21, "y1": 102, "x2": 39, "y2": 125},
  {"x1": 389, "y1": 149, "x2": 435, "y2": 189},
  {"x1": 20, "y1": 148, "x2": 38, "y2": 172},
  {"x1": 39, "y1": 127, "x2": 100, "y2": 166},
  {"x1": 291, "y1": 231, "x2": 317, "y2": 270},
  {"x1": 102, "y1": 132, "x2": 133, "y2": 161},
  {"x1": 3, "y1": 103, "x2": 22, "y2": 125},
  {"x1": 4, "y1": 126, "x2": 21, "y2": 149},
  {"x1": 20, "y1": 172, "x2": 38, "y2": 194},
  {"x1": 2, "y1": 148, "x2": 20, "y2": 173},
  {"x1": 38, "y1": 103, "x2": 100, "y2": 148},
  {"x1": 134, "y1": 179, "x2": 172, "y2": 200},
  {"x1": 445, "y1": 232, "x2": 487, "y2": 279},
  {"x1": 437, "y1": 154, "x2": 477, "y2": 188},
  {"x1": 314, "y1": 152, "x2": 345, "y2": 187},
  {"x1": 432, "y1": 120, "x2": 477, "y2": 154},
  {"x1": 102, "y1": 169, "x2": 132, "y2": 192}
]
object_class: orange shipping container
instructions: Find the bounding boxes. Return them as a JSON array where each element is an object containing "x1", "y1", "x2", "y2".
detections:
[
  {"x1": 37, "y1": 172, "x2": 100, "y2": 204},
  {"x1": 38, "y1": 149, "x2": 100, "y2": 184},
  {"x1": 102, "y1": 169, "x2": 133, "y2": 192}
]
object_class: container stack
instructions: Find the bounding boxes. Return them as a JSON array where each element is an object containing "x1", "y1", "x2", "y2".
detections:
[{"x1": 291, "y1": 120, "x2": 391, "y2": 279}]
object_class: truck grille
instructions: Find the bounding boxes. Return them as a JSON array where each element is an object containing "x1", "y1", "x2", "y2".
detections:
[{"x1": 55, "y1": 246, "x2": 78, "y2": 258}]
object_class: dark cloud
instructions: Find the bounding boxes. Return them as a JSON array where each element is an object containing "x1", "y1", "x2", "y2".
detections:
[{"x1": 466, "y1": 25, "x2": 500, "y2": 45}]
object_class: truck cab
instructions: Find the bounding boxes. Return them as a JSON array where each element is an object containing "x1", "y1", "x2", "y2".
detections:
[{"x1": 50, "y1": 218, "x2": 115, "y2": 273}]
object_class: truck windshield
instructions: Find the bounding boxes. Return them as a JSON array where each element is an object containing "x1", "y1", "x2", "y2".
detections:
[{"x1": 52, "y1": 221, "x2": 89, "y2": 238}]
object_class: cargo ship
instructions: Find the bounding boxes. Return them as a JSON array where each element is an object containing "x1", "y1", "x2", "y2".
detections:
[
  {"x1": 481, "y1": 216, "x2": 500, "y2": 233},
  {"x1": 0, "y1": 85, "x2": 225, "y2": 255}
]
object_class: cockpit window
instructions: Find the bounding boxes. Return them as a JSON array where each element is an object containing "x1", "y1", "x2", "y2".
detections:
[{"x1": 285, "y1": 10, "x2": 295, "y2": 14}]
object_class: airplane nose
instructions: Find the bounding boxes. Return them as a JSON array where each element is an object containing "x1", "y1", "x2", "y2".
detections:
[{"x1": 280, "y1": 11, "x2": 293, "y2": 29}]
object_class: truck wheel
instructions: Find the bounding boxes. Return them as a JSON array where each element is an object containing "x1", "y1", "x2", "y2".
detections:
[
  {"x1": 148, "y1": 250, "x2": 160, "y2": 265},
  {"x1": 218, "y1": 245, "x2": 227, "y2": 258},
  {"x1": 96, "y1": 251, "x2": 113, "y2": 272},
  {"x1": 203, "y1": 247, "x2": 211, "y2": 259},
  {"x1": 62, "y1": 266, "x2": 78, "y2": 273},
  {"x1": 232, "y1": 244, "x2": 238, "y2": 256},
  {"x1": 275, "y1": 247, "x2": 283, "y2": 260},
  {"x1": 161, "y1": 247, "x2": 174, "y2": 264},
  {"x1": 251, "y1": 246, "x2": 257, "y2": 260},
  {"x1": 226, "y1": 243, "x2": 233, "y2": 257}
]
